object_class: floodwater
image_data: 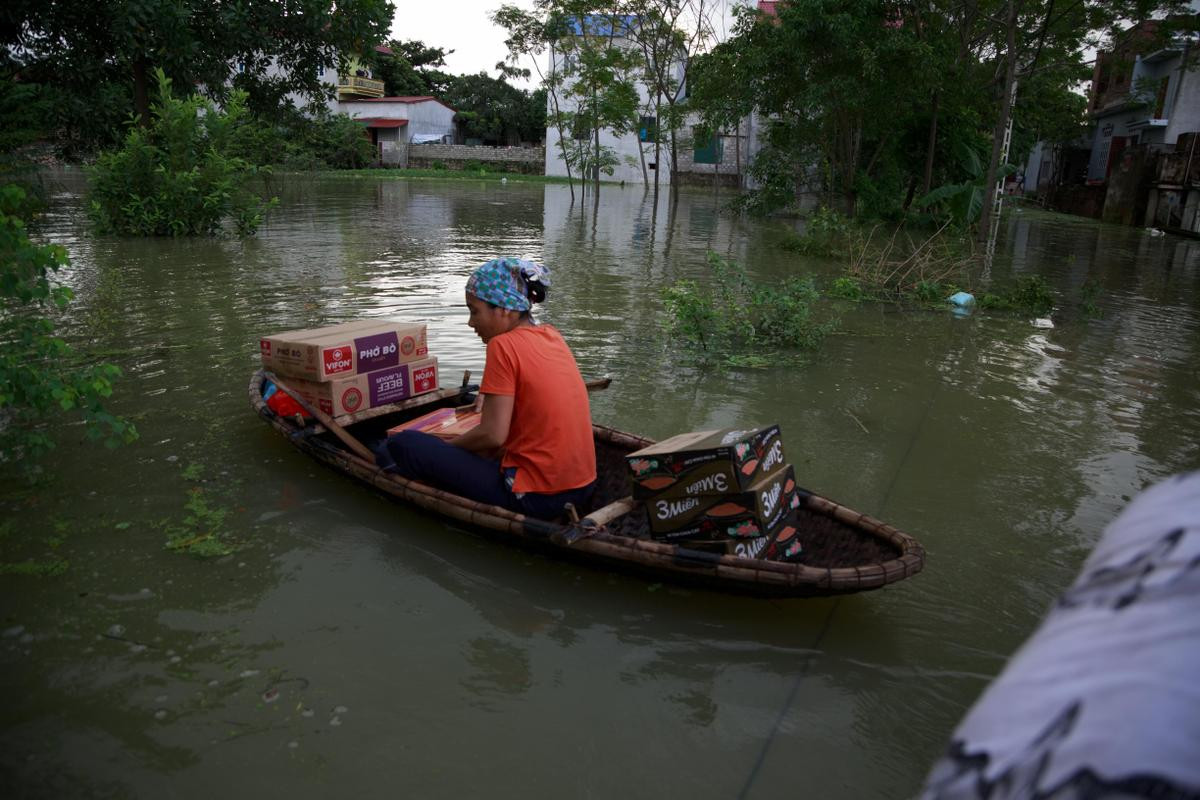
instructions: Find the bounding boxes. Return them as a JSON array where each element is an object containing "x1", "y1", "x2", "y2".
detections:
[{"x1": 2, "y1": 170, "x2": 1198, "y2": 798}]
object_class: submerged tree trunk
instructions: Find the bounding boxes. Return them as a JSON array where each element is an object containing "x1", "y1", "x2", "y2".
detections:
[
  {"x1": 132, "y1": 58, "x2": 151, "y2": 127},
  {"x1": 922, "y1": 92, "x2": 940, "y2": 196}
]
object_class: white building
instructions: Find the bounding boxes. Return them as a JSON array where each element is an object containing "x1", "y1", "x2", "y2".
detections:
[{"x1": 544, "y1": 14, "x2": 689, "y2": 184}]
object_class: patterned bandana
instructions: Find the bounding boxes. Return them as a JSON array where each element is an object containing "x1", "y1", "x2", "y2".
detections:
[{"x1": 466, "y1": 257, "x2": 551, "y2": 312}]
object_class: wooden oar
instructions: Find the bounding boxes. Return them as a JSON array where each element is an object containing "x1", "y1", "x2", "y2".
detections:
[{"x1": 264, "y1": 371, "x2": 376, "y2": 463}]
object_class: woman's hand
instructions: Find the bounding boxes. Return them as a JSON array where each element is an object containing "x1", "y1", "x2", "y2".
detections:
[{"x1": 450, "y1": 392, "x2": 514, "y2": 457}]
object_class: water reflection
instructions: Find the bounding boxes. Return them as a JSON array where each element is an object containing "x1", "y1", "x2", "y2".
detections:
[{"x1": 2, "y1": 171, "x2": 1198, "y2": 797}]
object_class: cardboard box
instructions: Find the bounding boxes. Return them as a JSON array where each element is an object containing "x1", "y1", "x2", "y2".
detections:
[
  {"x1": 260, "y1": 319, "x2": 428, "y2": 382},
  {"x1": 644, "y1": 464, "x2": 803, "y2": 543},
  {"x1": 280, "y1": 357, "x2": 438, "y2": 418},
  {"x1": 387, "y1": 407, "x2": 481, "y2": 440},
  {"x1": 763, "y1": 515, "x2": 806, "y2": 563},
  {"x1": 626, "y1": 425, "x2": 786, "y2": 500}
]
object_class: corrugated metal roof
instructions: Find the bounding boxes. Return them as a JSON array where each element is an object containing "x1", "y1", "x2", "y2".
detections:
[
  {"x1": 358, "y1": 96, "x2": 435, "y2": 103},
  {"x1": 356, "y1": 118, "x2": 408, "y2": 128}
]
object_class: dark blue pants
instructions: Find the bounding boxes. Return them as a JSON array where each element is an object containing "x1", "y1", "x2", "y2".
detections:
[{"x1": 375, "y1": 430, "x2": 595, "y2": 521}]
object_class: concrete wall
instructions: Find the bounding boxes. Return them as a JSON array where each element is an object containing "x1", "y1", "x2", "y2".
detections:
[
  {"x1": 1166, "y1": 57, "x2": 1200, "y2": 143},
  {"x1": 407, "y1": 144, "x2": 545, "y2": 173}
]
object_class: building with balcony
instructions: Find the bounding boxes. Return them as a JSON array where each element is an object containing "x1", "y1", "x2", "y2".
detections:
[{"x1": 1086, "y1": 14, "x2": 1200, "y2": 183}]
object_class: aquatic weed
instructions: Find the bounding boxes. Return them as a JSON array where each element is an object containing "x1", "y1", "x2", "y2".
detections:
[
  {"x1": 164, "y1": 488, "x2": 235, "y2": 558},
  {"x1": 662, "y1": 252, "x2": 836, "y2": 362}
]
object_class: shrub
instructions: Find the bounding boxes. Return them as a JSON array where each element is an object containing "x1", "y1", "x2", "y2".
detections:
[
  {"x1": 977, "y1": 275, "x2": 1055, "y2": 316},
  {"x1": 780, "y1": 206, "x2": 851, "y2": 257},
  {"x1": 0, "y1": 184, "x2": 137, "y2": 464},
  {"x1": 662, "y1": 252, "x2": 835, "y2": 359},
  {"x1": 87, "y1": 69, "x2": 277, "y2": 236}
]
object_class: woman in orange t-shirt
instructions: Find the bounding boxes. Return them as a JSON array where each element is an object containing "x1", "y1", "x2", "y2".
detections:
[{"x1": 378, "y1": 257, "x2": 596, "y2": 520}]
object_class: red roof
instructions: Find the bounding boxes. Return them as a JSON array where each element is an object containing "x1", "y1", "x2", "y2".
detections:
[
  {"x1": 374, "y1": 45, "x2": 394, "y2": 55},
  {"x1": 758, "y1": 1, "x2": 780, "y2": 16},
  {"x1": 356, "y1": 118, "x2": 408, "y2": 128}
]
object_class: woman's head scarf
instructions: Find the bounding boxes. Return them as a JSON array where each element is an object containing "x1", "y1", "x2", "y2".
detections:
[{"x1": 466, "y1": 257, "x2": 550, "y2": 312}]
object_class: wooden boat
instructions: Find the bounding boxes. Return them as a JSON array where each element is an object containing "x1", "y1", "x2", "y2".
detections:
[{"x1": 249, "y1": 370, "x2": 925, "y2": 597}]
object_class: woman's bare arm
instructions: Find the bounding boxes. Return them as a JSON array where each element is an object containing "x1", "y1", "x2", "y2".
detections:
[{"x1": 451, "y1": 393, "x2": 513, "y2": 454}]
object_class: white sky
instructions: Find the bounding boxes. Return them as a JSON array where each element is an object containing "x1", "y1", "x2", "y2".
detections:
[
  {"x1": 390, "y1": 0, "x2": 739, "y2": 90},
  {"x1": 391, "y1": 1, "x2": 540, "y2": 88}
]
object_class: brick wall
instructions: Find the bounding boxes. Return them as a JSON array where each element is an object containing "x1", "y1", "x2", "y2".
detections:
[{"x1": 407, "y1": 144, "x2": 546, "y2": 174}]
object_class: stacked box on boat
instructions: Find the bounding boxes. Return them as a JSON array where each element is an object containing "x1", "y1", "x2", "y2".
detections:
[
  {"x1": 626, "y1": 425, "x2": 807, "y2": 562},
  {"x1": 260, "y1": 319, "x2": 428, "y2": 382},
  {"x1": 259, "y1": 320, "x2": 438, "y2": 418},
  {"x1": 273, "y1": 357, "x2": 439, "y2": 417},
  {"x1": 626, "y1": 425, "x2": 786, "y2": 500},
  {"x1": 643, "y1": 464, "x2": 803, "y2": 542}
]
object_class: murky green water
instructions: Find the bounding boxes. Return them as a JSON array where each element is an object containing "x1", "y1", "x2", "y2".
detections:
[{"x1": 2, "y1": 170, "x2": 1198, "y2": 798}]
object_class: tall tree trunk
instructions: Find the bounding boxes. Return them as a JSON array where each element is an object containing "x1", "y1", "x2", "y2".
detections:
[
  {"x1": 978, "y1": 0, "x2": 1019, "y2": 244},
  {"x1": 922, "y1": 92, "x2": 940, "y2": 195},
  {"x1": 132, "y1": 58, "x2": 151, "y2": 127}
]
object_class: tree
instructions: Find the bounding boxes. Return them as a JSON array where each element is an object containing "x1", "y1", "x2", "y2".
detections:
[
  {"x1": 87, "y1": 70, "x2": 277, "y2": 237},
  {"x1": 3, "y1": 0, "x2": 394, "y2": 127},
  {"x1": 371, "y1": 39, "x2": 454, "y2": 97},
  {"x1": 691, "y1": 0, "x2": 931, "y2": 216},
  {"x1": 624, "y1": 0, "x2": 720, "y2": 194},
  {"x1": 494, "y1": 1, "x2": 641, "y2": 195},
  {"x1": 443, "y1": 72, "x2": 546, "y2": 145}
]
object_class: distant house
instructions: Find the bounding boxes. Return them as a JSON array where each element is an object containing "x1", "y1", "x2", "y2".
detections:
[
  {"x1": 339, "y1": 97, "x2": 457, "y2": 163},
  {"x1": 1086, "y1": 16, "x2": 1200, "y2": 183}
]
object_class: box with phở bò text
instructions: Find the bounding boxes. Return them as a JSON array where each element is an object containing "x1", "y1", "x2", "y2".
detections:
[
  {"x1": 259, "y1": 319, "x2": 428, "y2": 382},
  {"x1": 625, "y1": 425, "x2": 786, "y2": 501},
  {"x1": 276, "y1": 357, "x2": 438, "y2": 418},
  {"x1": 643, "y1": 464, "x2": 804, "y2": 544}
]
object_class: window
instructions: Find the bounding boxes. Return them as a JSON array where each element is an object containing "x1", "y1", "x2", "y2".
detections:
[
  {"x1": 692, "y1": 126, "x2": 723, "y2": 164},
  {"x1": 638, "y1": 116, "x2": 657, "y2": 143}
]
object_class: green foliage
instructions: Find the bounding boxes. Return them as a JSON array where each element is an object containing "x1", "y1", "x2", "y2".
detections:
[
  {"x1": 916, "y1": 142, "x2": 1018, "y2": 229},
  {"x1": 445, "y1": 72, "x2": 546, "y2": 145},
  {"x1": 87, "y1": 70, "x2": 278, "y2": 236},
  {"x1": 371, "y1": 38, "x2": 454, "y2": 97},
  {"x1": 164, "y1": 487, "x2": 235, "y2": 558},
  {"x1": 8, "y1": 0, "x2": 394, "y2": 134},
  {"x1": 977, "y1": 275, "x2": 1055, "y2": 315},
  {"x1": 432, "y1": 161, "x2": 447, "y2": 170},
  {"x1": 0, "y1": 184, "x2": 138, "y2": 464},
  {"x1": 830, "y1": 276, "x2": 866, "y2": 301},
  {"x1": 1080, "y1": 279, "x2": 1104, "y2": 318},
  {"x1": 780, "y1": 207, "x2": 851, "y2": 256},
  {"x1": 662, "y1": 252, "x2": 835, "y2": 358}
]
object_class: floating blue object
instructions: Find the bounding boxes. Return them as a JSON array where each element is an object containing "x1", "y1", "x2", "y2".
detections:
[{"x1": 949, "y1": 291, "x2": 975, "y2": 307}]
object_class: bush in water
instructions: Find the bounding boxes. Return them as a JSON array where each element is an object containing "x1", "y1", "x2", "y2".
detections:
[
  {"x1": 662, "y1": 252, "x2": 835, "y2": 360},
  {"x1": 0, "y1": 184, "x2": 137, "y2": 465},
  {"x1": 87, "y1": 69, "x2": 277, "y2": 236}
]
